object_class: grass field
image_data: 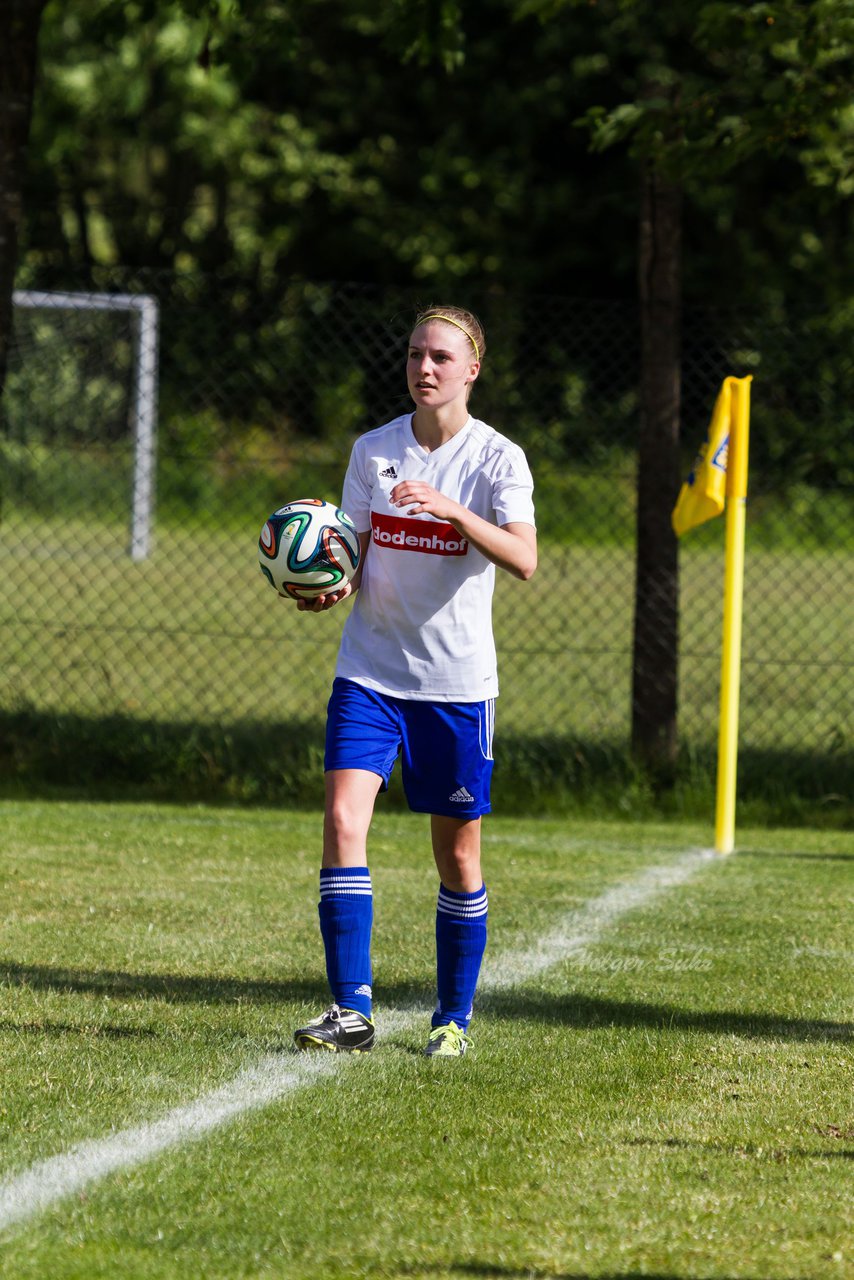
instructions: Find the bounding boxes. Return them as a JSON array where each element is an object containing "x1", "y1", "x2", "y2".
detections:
[
  {"x1": 2, "y1": 512, "x2": 851, "y2": 754},
  {"x1": 1, "y1": 800, "x2": 851, "y2": 1278}
]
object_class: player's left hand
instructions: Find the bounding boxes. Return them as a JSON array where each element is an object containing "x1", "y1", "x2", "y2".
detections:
[{"x1": 390, "y1": 481, "x2": 460, "y2": 523}]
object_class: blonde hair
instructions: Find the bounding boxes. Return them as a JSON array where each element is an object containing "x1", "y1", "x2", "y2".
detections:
[{"x1": 413, "y1": 306, "x2": 486, "y2": 364}]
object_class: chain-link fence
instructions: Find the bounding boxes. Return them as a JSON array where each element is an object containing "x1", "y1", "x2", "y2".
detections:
[{"x1": 1, "y1": 273, "x2": 851, "y2": 813}]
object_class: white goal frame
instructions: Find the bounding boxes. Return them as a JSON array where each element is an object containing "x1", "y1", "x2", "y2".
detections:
[{"x1": 12, "y1": 288, "x2": 160, "y2": 562}]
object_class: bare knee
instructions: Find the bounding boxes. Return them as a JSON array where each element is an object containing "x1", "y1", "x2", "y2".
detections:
[
  {"x1": 323, "y1": 770, "x2": 381, "y2": 867},
  {"x1": 432, "y1": 815, "x2": 482, "y2": 892},
  {"x1": 324, "y1": 796, "x2": 363, "y2": 854}
]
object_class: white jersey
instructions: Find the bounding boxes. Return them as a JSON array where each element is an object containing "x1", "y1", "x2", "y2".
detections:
[{"x1": 335, "y1": 413, "x2": 535, "y2": 701}]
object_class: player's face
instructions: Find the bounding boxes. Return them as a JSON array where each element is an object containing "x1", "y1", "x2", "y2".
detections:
[{"x1": 407, "y1": 322, "x2": 479, "y2": 410}]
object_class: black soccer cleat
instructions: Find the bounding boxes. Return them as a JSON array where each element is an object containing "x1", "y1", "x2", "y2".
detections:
[{"x1": 293, "y1": 1004, "x2": 375, "y2": 1053}]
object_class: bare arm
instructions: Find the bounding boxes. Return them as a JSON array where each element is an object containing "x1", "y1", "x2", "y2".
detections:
[{"x1": 390, "y1": 481, "x2": 537, "y2": 581}]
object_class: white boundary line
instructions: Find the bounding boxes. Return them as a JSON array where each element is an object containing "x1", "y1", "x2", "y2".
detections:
[
  {"x1": 0, "y1": 1057, "x2": 336, "y2": 1233},
  {"x1": 0, "y1": 848, "x2": 713, "y2": 1233},
  {"x1": 484, "y1": 847, "x2": 714, "y2": 988}
]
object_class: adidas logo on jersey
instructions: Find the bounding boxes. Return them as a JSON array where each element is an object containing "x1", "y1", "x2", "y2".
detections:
[
  {"x1": 379, "y1": 465, "x2": 398, "y2": 479},
  {"x1": 449, "y1": 786, "x2": 475, "y2": 804}
]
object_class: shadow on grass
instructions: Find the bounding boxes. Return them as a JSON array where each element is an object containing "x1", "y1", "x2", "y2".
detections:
[
  {"x1": 0, "y1": 1017, "x2": 158, "y2": 1039},
  {"x1": 2, "y1": 709, "x2": 852, "y2": 825},
  {"x1": 737, "y1": 849, "x2": 854, "y2": 862},
  {"x1": 0, "y1": 961, "x2": 325, "y2": 1007},
  {"x1": 2, "y1": 962, "x2": 850, "y2": 1044},
  {"x1": 379, "y1": 1265, "x2": 798, "y2": 1280},
  {"x1": 478, "y1": 987, "x2": 852, "y2": 1044},
  {"x1": 624, "y1": 1135, "x2": 854, "y2": 1162}
]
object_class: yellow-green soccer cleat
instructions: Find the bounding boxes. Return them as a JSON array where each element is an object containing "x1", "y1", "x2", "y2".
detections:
[
  {"x1": 424, "y1": 1021, "x2": 470, "y2": 1058},
  {"x1": 293, "y1": 1004, "x2": 375, "y2": 1053}
]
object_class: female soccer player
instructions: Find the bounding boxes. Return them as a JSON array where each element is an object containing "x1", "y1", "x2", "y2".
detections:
[{"x1": 292, "y1": 305, "x2": 537, "y2": 1057}]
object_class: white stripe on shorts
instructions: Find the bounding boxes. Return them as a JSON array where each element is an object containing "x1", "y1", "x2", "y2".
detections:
[{"x1": 478, "y1": 699, "x2": 495, "y2": 760}]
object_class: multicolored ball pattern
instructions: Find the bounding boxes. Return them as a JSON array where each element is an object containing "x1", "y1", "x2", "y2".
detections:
[{"x1": 258, "y1": 499, "x2": 360, "y2": 600}]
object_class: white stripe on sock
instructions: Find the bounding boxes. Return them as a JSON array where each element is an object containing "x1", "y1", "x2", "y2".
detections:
[
  {"x1": 437, "y1": 894, "x2": 488, "y2": 919},
  {"x1": 320, "y1": 872, "x2": 372, "y2": 897}
]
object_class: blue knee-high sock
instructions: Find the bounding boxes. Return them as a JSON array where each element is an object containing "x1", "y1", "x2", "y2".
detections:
[
  {"x1": 433, "y1": 883, "x2": 488, "y2": 1032},
  {"x1": 318, "y1": 866, "x2": 373, "y2": 1018}
]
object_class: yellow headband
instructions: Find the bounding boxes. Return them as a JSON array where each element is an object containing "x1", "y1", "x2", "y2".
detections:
[{"x1": 418, "y1": 314, "x2": 480, "y2": 363}]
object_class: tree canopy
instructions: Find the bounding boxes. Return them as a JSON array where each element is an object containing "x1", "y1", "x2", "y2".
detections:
[
  {"x1": 16, "y1": 0, "x2": 852, "y2": 310},
  {"x1": 1, "y1": 0, "x2": 851, "y2": 776}
]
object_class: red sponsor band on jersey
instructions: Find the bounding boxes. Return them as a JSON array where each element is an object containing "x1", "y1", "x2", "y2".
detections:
[{"x1": 371, "y1": 510, "x2": 468, "y2": 556}]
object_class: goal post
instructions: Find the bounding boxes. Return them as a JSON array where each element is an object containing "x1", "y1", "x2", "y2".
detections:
[{"x1": 11, "y1": 288, "x2": 161, "y2": 561}]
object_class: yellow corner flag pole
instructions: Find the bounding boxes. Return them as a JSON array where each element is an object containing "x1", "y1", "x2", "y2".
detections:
[{"x1": 715, "y1": 376, "x2": 752, "y2": 854}]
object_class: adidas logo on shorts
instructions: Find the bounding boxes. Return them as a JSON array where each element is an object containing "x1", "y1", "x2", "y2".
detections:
[{"x1": 449, "y1": 786, "x2": 475, "y2": 804}]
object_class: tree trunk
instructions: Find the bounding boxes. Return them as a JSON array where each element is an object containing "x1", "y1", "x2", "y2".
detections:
[
  {"x1": 631, "y1": 161, "x2": 682, "y2": 777},
  {"x1": 0, "y1": 0, "x2": 47, "y2": 400},
  {"x1": 0, "y1": 0, "x2": 45, "y2": 783}
]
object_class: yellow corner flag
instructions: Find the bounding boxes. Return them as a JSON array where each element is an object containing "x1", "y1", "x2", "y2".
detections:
[
  {"x1": 673, "y1": 375, "x2": 753, "y2": 854},
  {"x1": 671, "y1": 379, "x2": 733, "y2": 536}
]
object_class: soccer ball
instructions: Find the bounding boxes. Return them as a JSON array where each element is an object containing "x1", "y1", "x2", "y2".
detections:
[{"x1": 258, "y1": 499, "x2": 361, "y2": 600}]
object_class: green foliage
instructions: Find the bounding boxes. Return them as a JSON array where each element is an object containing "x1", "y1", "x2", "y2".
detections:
[
  {"x1": 3, "y1": 309, "x2": 133, "y2": 444},
  {"x1": 528, "y1": 0, "x2": 854, "y2": 184},
  {"x1": 16, "y1": 1, "x2": 853, "y2": 488},
  {"x1": 15, "y1": 0, "x2": 853, "y2": 318}
]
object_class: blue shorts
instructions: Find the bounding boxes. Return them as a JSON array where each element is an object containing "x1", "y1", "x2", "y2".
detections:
[{"x1": 324, "y1": 677, "x2": 494, "y2": 818}]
